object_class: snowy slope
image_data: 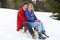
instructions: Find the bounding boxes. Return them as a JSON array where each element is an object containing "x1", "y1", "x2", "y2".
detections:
[{"x1": 0, "y1": 8, "x2": 60, "y2": 40}]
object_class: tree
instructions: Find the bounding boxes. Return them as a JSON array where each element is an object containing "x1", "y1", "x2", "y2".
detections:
[
  {"x1": 46, "y1": 0, "x2": 60, "y2": 20},
  {"x1": 0, "y1": 0, "x2": 7, "y2": 8},
  {"x1": 14, "y1": 0, "x2": 24, "y2": 9}
]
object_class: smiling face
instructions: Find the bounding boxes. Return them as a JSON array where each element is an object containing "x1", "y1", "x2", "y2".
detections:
[
  {"x1": 28, "y1": 3, "x2": 34, "y2": 12},
  {"x1": 28, "y1": 5, "x2": 32, "y2": 11},
  {"x1": 23, "y1": 4, "x2": 28, "y2": 11}
]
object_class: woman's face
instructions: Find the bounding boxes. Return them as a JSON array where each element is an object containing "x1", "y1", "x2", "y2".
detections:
[{"x1": 28, "y1": 5, "x2": 32, "y2": 11}]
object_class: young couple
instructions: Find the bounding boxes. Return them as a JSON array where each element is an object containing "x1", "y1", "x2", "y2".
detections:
[{"x1": 17, "y1": 2, "x2": 49, "y2": 39}]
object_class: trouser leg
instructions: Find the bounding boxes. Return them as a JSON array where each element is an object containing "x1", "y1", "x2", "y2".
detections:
[
  {"x1": 38, "y1": 22, "x2": 44, "y2": 33},
  {"x1": 29, "y1": 22, "x2": 44, "y2": 33},
  {"x1": 22, "y1": 22, "x2": 34, "y2": 35},
  {"x1": 29, "y1": 22, "x2": 46, "y2": 39}
]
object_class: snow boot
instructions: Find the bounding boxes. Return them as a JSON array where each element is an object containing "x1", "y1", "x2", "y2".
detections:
[
  {"x1": 38, "y1": 33, "x2": 46, "y2": 39},
  {"x1": 42, "y1": 30, "x2": 49, "y2": 38}
]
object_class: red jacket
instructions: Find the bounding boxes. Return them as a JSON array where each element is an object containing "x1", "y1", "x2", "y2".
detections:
[{"x1": 17, "y1": 8, "x2": 28, "y2": 29}]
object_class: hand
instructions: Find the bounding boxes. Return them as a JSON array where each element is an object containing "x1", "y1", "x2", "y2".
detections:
[{"x1": 35, "y1": 20, "x2": 41, "y2": 22}]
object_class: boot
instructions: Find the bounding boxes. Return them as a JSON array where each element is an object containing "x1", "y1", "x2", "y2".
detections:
[
  {"x1": 32, "y1": 34, "x2": 36, "y2": 39},
  {"x1": 42, "y1": 30, "x2": 49, "y2": 38},
  {"x1": 38, "y1": 33, "x2": 46, "y2": 39}
]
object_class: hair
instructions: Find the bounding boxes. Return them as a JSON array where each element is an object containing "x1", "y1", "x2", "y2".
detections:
[
  {"x1": 28, "y1": 3, "x2": 34, "y2": 12},
  {"x1": 23, "y1": 1, "x2": 28, "y2": 6}
]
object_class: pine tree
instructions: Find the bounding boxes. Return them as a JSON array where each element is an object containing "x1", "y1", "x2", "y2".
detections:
[
  {"x1": 46, "y1": 0, "x2": 60, "y2": 20},
  {"x1": 0, "y1": 0, "x2": 7, "y2": 8}
]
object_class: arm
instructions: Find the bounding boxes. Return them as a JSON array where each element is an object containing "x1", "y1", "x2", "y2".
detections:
[
  {"x1": 34, "y1": 13, "x2": 41, "y2": 22},
  {"x1": 34, "y1": 15, "x2": 37, "y2": 20},
  {"x1": 18, "y1": 10, "x2": 26, "y2": 21}
]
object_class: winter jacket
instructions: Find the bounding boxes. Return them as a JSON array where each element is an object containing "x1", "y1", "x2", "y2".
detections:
[
  {"x1": 25, "y1": 9, "x2": 37, "y2": 22},
  {"x1": 17, "y1": 8, "x2": 28, "y2": 29}
]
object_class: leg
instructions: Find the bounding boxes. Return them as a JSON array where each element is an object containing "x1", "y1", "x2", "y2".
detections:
[
  {"x1": 37, "y1": 22, "x2": 46, "y2": 39},
  {"x1": 28, "y1": 22, "x2": 46, "y2": 39},
  {"x1": 22, "y1": 22, "x2": 34, "y2": 35},
  {"x1": 42, "y1": 30, "x2": 49, "y2": 38},
  {"x1": 38, "y1": 22, "x2": 44, "y2": 33},
  {"x1": 31, "y1": 22, "x2": 46, "y2": 39},
  {"x1": 38, "y1": 22, "x2": 49, "y2": 38},
  {"x1": 29, "y1": 22, "x2": 44, "y2": 32},
  {"x1": 22, "y1": 22, "x2": 35, "y2": 39}
]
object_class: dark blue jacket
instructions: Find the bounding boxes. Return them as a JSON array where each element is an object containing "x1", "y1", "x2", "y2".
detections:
[{"x1": 25, "y1": 10, "x2": 37, "y2": 22}]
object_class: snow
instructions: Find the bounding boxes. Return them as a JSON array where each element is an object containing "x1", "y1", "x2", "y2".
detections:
[{"x1": 0, "y1": 8, "x2": 60, "y2": 40}]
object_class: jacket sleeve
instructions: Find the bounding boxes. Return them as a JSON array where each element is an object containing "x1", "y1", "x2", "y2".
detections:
[
  {"x1": 25, "y1": 10, "x2": 35, "y2": 22},
  {"x1": 18, "y1": 10, "x2": 26, "y2": 21},
  {"x1": 34, "y1": 15, "x2": 37, "y2": 20}
]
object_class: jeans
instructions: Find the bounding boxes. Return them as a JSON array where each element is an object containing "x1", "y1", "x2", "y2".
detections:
[
  {"x1": 23, "y1": 22, "x2": 44, "y2": 33},
  {"x1": 22, "y1": 22, "x2": 34, "y2": 35},
  {"x1": 30, "y1": 22, "x2": 44, "y2": 32}
]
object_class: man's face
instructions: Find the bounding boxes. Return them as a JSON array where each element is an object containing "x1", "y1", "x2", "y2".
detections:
[{"x1": 23, "y1": 4, "x2": 28, "y2": 11}]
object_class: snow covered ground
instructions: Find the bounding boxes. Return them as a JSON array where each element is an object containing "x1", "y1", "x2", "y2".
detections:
[{"x1": 0, "y1": 8, "x2": 60, "y2": 40}]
